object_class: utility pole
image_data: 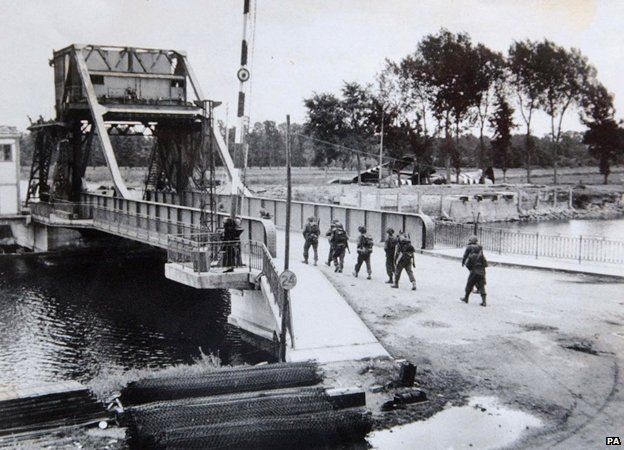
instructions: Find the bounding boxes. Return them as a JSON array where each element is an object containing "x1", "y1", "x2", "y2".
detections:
[
  {"x1": 284, "y1": 115, "x2": 292, "y2": 270},
  {"x1": 378, "y1": 108, "x2": 384, "y2": 188},
  {"x1": 280, "y1": 114, "x2": 292, "y2": 362}
]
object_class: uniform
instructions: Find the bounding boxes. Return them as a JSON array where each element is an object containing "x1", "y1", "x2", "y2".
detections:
[
  {"x1": 330, "y1": 225, "x2": 349, "y2": 272},
  {"x1": 325, "y1": 222, "x2": 337, "y2": 266},
  {"x1": 353, "y1": 227, "x2": 373, "y2": 279},
  {"x1": 302, "y1": 217, "x2": 320, "y2": 265},
  {"x1": 384, "y1": 229, "x2": 398, "y2": 284},
  {"x1": 460, "y1": 238, "x2": 488, "y2": 306},
  {"x1": 392, "y1": 234, "x2": 417, "y2": 290},
  {"x1": 222, "y1": 217, "x2": 244, "y2": 268}
]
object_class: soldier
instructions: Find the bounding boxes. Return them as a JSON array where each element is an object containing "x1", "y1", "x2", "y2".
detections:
[
  {"x1": 384, "y1": 227, "x2": 398, "y2": 284},
  {"x1": 330, "y1": 222, "x2": 349, "y2": 273},
  {"x1": 460, "y1": 235, "x2": 488, "y2": 307},
  {"x1": 392, "y1": 232, "x2": 417, "y2": 291},
  {"x1": 221, "y1": 217, "x2": 244, "y2": 270},
  {"x1": 353, "y1": 226, "x2": 373, "y2": 279},
  {"x1": 302, "y1": 216, "x2": 320, "y2": 265},
  {"x1": 325, "y1": 219, "x2": 339, "y2": 266}
]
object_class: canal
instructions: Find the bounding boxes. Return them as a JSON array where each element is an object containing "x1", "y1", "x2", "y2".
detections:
[
  {"x1": 507, "y1": 217, "x2": 624, "y2": 238},
  {"x1": 0, "y1": 251, "x2": 274, "y2": 388}
]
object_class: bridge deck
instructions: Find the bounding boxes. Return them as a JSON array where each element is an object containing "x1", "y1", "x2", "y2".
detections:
[{"x1": 275, "y1": 232, "x2": 390, "y2": 363}]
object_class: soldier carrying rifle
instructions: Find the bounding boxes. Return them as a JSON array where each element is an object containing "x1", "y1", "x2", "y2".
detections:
[{"x1": 392, "y1": 231, "x2": 417, "y2": 291}]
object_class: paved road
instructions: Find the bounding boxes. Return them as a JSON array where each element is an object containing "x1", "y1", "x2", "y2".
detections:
[{"x1": 280, "y1": 227, "x2": 624, "y2": 449}]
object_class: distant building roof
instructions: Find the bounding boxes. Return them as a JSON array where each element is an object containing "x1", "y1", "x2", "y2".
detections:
[{"x1": 0, "y1": 126, "x2": 20, "y2": 138}]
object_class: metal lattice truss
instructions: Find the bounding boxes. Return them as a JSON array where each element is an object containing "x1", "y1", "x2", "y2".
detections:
[{"x1": 28, "y1": 44, "x2": 244, "y2": 203}]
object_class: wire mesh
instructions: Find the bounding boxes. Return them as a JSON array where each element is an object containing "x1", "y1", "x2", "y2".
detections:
[
  {"x1": 121, "y1": 362, "x2": 322, "y2": 405},
  {"x1": 125, "y1": 387, "x2": 334, "y2": 446},
  {"x1": 142, "y1": 408, "x2": 372, "y2": 449}
]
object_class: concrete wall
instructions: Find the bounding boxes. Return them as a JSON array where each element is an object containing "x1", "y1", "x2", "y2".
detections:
[
  {"x1": 10, "y1": 221, "x2": 89, "y2": 252},
  {"x1": 342, "y1": 192, "x2": 521, "y2": 222},
  {"x1": 228, "y1": 288, "x2": 279, "y2": 342}
]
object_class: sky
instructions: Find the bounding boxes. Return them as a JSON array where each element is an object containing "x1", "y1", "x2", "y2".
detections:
[{"x1": 1, "y1": 0, "x2": 623, "y2": 137}]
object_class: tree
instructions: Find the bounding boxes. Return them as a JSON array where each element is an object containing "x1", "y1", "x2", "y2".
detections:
[
  {"x1": 533, "y1": 41, "x2": 593, "y2": 184},
  {"x1": 508, "y1": 40, "x2": 541, "y2": 183},
  {"x1": 341, "y1": 82, "x2": 376, "y2": 176},
  {"x1": 580, "y1": 83, "x2": 623, "y2": 184},
  {"x1": 473, "y1": 44, "x2": 505, "y2": 170},
  {"x1": 379, "y1": 57, "x2": 434, "y2": 177},
  {"x1": 489, "y1": 89, "x2": 516, "y2": 182},
  {"x1": 418, "y1": 29, "x2": 482, "y2": 182},
  {"x1": 303, "y1": 92, "x2": 346, "y2": 166}
]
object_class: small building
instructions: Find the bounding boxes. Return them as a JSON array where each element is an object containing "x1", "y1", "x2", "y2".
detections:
[{"x1": 0, "y1": 126, "x2": 21, "y2": 215}]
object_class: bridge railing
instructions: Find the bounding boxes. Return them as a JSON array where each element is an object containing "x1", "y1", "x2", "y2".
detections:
[
  {"x1": 29, "y1": 201, "x2": 93, "y2": 221},
  {"x1": 434, "y1": 221, "x2": 624, "y2": 264},
  {"x1": 146, "y1": 190, "x2": 435, "y2": 250},
  {"x1": 81, "y1": 193, "x2": 277, "y2": 256},
  {"x1": 166, "y1": 234, "x2": 289, "y2": 326}
]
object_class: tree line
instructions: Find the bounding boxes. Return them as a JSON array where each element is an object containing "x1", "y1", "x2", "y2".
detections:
[
  {"x1": 302, "y1": 29, "x2": 624, "y2": 184},
  {"x1": 19, "y1": 29, "x2": 623, "y2": 184}
]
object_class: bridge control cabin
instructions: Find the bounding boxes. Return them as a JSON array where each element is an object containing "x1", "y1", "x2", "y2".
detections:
[{"x1": 52, "y1": 44, "x2": 203, "y2": 121}]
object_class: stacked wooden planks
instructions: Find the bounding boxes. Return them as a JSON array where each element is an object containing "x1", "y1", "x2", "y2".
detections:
[{"x1": 0, "y1": 381, "x2": 107, "y2": 437}]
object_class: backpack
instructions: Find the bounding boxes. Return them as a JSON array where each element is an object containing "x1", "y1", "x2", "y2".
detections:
[
  {"x1": 306, "y1": 223, "x2": 320, "y2": 243},
  {"x1": 358, "y1": 234, "x2": 374, "y2": 254},
  {"x1": 333, "y1": 228, "x2": 348, "y2": 246},
  {"x1": 398, "y1": 235, "x2": 413, "y2": 254},
  {"x1": 466, "y1": 249, "x2": 486, "y2": 271}
]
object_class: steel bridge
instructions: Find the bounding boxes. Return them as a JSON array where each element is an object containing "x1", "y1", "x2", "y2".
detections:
[
  {"x1": 16, "y1": 43, "x2": 390, "y2": 363},
  {"x1": 25, "y1": 194, "x2": 389, "y2": 363}
]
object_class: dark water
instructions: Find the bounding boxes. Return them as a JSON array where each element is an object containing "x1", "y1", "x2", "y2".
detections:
[
  {"x1": 0, "y1": 252, "x2": 274, "y2": 388},
  {"x1": 505, "y1": 218, "x2": 624, "y2": 238}
]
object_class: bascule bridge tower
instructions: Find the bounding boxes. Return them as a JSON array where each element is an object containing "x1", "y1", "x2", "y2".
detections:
[{"x1": 26, "y1": 44, "x2": 242, "y2": 212}]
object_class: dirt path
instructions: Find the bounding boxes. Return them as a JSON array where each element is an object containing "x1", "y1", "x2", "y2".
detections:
[{"x1": 282, "y1": 231, "x2": 624, "y2": 448}]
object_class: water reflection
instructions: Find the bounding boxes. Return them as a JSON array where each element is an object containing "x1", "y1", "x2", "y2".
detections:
[
  {"x1": 505, "y1": 218, "x2": 624, "y2": 238},
  {"x1": 367, "y1": 396, "x2": 542, "y2": 449},
  {"x1": 0, "y1": 252, "x2": 274, "y2": 388}
]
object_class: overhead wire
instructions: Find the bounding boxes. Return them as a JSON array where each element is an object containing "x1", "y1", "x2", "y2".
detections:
[{"x1": 293, "y1": 133, "x2": 409, "y2": 164}]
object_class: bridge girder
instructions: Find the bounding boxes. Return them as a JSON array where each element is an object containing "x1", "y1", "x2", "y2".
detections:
[{"x1": 28, "y1": 44, "x2": 242, "y2": 204}]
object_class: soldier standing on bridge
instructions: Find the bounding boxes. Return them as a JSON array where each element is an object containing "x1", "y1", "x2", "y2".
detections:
[
  {"x1": 460, "y1": 235, "x2": 488, "y2": 307},
  {"x1": 353, "y1": 226, "x2": 373, "y2": 279},
  {"x1": 384, "y1": 227, "x2": 398, "y2": 284},
  {"x1": 222, "y1": 217, "x2": 244, "y2": 270},
  {"x1": 330, "y1": 221, "x2": 349, "y2": 273},
  {"x1": 392, "y1": 232, "x2": 417, "y2": 291},
  {"x1": 325, "y1": 219, "x2": 339, "y2": 267},
  {"x1": 302, "y1": 216, "x2": 320, "y2": 265}
]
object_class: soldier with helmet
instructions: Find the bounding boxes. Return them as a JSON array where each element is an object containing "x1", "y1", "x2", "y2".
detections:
[
  {"x1": 460, "y1": 235, "x2": 488, "y2": 307},
  {"x1": 302, "y1": 216, "x2": 320, "y2": 265},
  {"x1": 353, "y1": 225, "x2": 373, "y2": 279},
  {"x1": 329, "y1": 221, "x2": 349, "y2": 273},
  {"x1": 325, "y1": 219, "x2": 340, "y2": 266},
  {"x1": 392, "y1": 231, "x2": 417, "y2": 291},
  {"x1": 384, "y1": 227, "x2": 398, "y2": 284}
]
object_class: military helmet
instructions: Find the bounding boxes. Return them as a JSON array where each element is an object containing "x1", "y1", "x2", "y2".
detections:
[
  {"x1": 358, "y1": 226, "x2": 367, "y2": 233},
  {"x1": 386, "y1": 227, "x2": 394, "y2": 234},
  {"x1": 468, "y1": 235, "x2": 478, "y2": 244}
]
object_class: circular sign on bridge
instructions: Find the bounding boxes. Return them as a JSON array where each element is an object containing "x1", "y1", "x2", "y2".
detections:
[
  {"x1": 279, "y1": 270, "x2": 297, "y2": 290},
  {"x1": 237, "y1": 67, "x2": 250, "y2": 82}
]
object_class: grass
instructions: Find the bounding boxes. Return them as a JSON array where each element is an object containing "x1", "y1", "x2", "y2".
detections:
[{"x1": 88, "y1": 348, "x2": 222, "y2": 402}]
